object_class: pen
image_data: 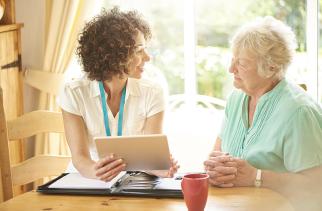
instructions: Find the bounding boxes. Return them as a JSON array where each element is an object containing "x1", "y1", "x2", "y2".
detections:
[{"x1": 114, "y1": 177, "x2": 123, "y2": 188}]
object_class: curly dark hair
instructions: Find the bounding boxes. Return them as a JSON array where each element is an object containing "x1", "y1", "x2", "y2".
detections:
[{"x1": 76, "y1": 7, "x2": 152, "y2": 81}]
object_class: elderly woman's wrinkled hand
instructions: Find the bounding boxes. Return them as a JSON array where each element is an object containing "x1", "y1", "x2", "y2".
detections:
[
  {"x1": 229, "y1": 158, "x2": 257, "y2": 187},
  {"x1": 204, "y1": 152, "x2": 238, "y2": 187},
  {"x1": 204, "y1": 151, "x2": 236, "y2": 171}
]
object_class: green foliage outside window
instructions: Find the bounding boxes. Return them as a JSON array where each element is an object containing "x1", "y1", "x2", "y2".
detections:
[
  {"x1": 196, "y1": 0, "x2": 306, "y2": 99},
  {"x1": 103, "y1": 0, "x2": 313, "y2": 101}
]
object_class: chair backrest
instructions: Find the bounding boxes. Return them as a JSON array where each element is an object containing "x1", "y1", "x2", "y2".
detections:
[
  {"x1": 0, "y1": 71, "x2": 70, "y2": 201},
  {"x1": 23, "y1": 69, "x2": 64, "y2": 95}
]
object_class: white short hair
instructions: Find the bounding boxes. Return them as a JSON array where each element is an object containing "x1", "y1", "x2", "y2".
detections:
[{"x1": 231, "y1": 16, "x2": 297, "y2": 79}]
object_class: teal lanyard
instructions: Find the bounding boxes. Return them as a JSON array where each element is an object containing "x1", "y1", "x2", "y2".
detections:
[{"x1": 99, "y1": 81, "x2": 126, "y2": 136}]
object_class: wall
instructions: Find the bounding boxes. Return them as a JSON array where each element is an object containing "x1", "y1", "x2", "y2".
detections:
[
  {"x1": 16, "y1": 0, "x2": 45, "y2": 69},
  {"x1": 15, "y1": 0, "x2": 45, "y2": 158}
]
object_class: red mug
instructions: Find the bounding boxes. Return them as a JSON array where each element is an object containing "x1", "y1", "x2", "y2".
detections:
[{"x1": 181, "y1": 173, "x2": 209, "y2": 211}]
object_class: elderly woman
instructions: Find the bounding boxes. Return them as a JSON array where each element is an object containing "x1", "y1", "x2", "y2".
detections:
[
  {"x1": 58, "y1": 7, "x2": 178, "y2": 181},
  {"x1": 204, "y1": 16, "x2": 322, "y2": 204}
]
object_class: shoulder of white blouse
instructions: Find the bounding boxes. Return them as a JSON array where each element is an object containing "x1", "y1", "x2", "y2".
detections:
[{"x1": 65, "y1": 77, "x2": 91, "y2": 90}]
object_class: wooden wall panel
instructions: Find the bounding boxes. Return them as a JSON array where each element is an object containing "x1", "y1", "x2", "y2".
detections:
[
  {"x1": 0, "y1": 168, "x2": 3, "y2": 202},
  {"x1": 0, "y1": 24, "x2": 24, "y2": 201},
  {"x1": 0, "y1": 0, "x2": 16, "y2": 25}
]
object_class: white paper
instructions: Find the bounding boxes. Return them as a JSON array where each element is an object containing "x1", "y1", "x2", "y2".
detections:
[
  {"x1": 154, "y1": 178, "x2": 181, "y2": 190},
  {"x1": 49, "y1": 171, "x2": 126, "y2": 189}
]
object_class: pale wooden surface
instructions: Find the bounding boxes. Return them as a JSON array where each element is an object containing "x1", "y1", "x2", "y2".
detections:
[
  {"x1": 0, "y1": 0, "x2": 15, "y2": 25},
  {"x1": 0, "y1": 24, "x2": 23, "y2": 33},
  {"x1": 0, "y1": 23, "x2": 24, "y2": 202},
  {"x1": 7, "y1": 110, "x2": 64, "y2": 140},
  {"x1": 0, "y1": 87, "x2": 70, "y2": 201},
  {"x1": 23, "y1": 69, "x2": 64, "y2": 96},
  {"x1": 0, "y1": 187, "x2": 294, "y2": 211},
  {"x1": 0, "y1": 87, "x2": 13, "y2": 202},
  {"x1": 11, "y1": 155, "x2": 70, "y2": 186}
]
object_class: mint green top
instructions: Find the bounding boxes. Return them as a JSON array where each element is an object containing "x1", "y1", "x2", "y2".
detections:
[{"x1": 219, "y1": 79, "x2": 322, "y2": 173}]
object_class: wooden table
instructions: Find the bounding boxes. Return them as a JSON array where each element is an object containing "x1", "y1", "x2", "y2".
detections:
[{"x1": 0, "y1": 187, "x2": 294, "y2": 211}]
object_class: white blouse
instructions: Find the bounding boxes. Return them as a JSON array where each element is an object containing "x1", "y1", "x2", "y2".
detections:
[{"x1": 58, "y1": 76, "x2": 165, "y2": 172}]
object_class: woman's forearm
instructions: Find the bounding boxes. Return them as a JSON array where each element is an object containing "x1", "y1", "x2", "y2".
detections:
[
  {"x1": 214, "y1": 137, "x2": 222, "y2": 151},
  {"x1": 262, "y1": 166, "x2": 322, "y2": 193},
  {"x1": 62, "y1": 110, "x2": 98, "y2": 179},
  {"x1": 261, "y1": 166, "x2": 322, "y2": 210},
  {"x1": 144, "y1": 112, "x2": 164, "y2": 134},
  {"x1": 72, "y1": 155, "x2": 96, "y2": 179},
  {"x1": 262, "y1": 170, "x2": 308, "y2": 194}
]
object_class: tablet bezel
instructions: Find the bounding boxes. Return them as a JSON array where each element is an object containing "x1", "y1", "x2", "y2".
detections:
[{"x1": 94, "y1": 134, "x2": 171, "y2": 170}]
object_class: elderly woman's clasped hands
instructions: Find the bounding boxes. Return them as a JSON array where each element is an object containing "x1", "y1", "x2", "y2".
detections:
[{"x1": 204, "y1": 151, "x2": 258, "y2": 188}]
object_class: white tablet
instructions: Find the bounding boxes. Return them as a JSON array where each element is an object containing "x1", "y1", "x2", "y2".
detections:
[{"x1": 94, "y1": 134, "x2": 171, "y2": 170}]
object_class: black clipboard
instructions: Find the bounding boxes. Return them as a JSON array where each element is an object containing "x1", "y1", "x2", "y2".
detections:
[{"x1": 37, "y1": 171, "x2": 183, "y2": 198}]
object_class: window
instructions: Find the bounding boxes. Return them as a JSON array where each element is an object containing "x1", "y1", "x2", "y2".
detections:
[{"x1": 319, "y1": 0, "x2": 322, "y2": 103}]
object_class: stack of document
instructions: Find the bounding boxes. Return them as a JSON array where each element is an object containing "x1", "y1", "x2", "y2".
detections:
[
  {"x1": 38, "y1": 171, "x2": 183, "y2": 198},
  {"x1": 49, "y1": 171, "x2": 126, "y2": 189}
]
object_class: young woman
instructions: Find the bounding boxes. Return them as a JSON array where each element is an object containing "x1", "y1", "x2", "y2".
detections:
[{"x1": 59, "y1": 7, "x2": 178, "y2": 181}]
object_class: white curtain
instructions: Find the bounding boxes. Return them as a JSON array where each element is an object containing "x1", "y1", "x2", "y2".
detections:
[{"x1": 35, "y1": 0, "x2": 100, "y2": 155}]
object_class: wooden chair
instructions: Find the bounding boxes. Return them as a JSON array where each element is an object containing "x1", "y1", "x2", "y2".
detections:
[
  {"x1": 0, "y1": 70, "x2": 70, "y2": 201},
  {"x1": 23, "y1": 68, "x2": 64, "y2": 95}
]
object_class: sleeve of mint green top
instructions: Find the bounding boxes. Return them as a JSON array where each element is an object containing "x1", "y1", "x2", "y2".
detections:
[
  {"x1": 218, "y1": 93, "x2": 232, "y2": 140},
  {"x1": 283, "y1": 106, "x2": 322, "y2": 172},
  {"x1": 218, "y1": 91, "x2": 241, "y2": 140},
  {"x1": 218, "y1": 104, "x2": 228, "y2": 140}
]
